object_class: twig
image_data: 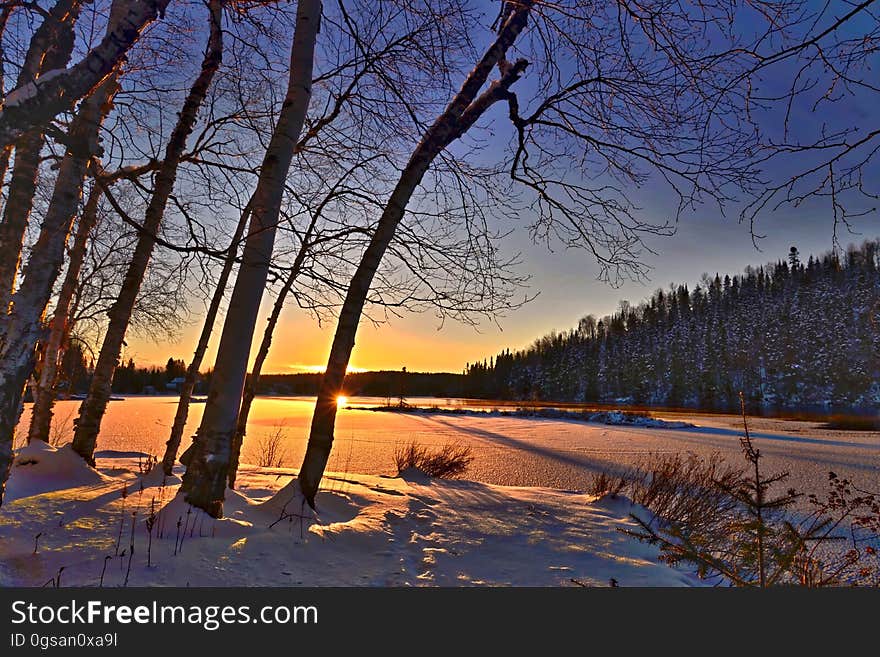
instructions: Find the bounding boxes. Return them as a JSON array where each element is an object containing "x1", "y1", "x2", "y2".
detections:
[
  {"x1": 123, "y1": 511, "x2": 136, "y2": 587},
  {"x1": 99, "y1": 555, "x2": 112, "y2": 587}
]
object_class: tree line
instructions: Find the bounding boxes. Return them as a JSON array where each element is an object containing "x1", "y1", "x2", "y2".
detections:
[
  {"x1": 0, "y1": 1, "x2": 876, "y2": 516},
  {"x1": 465, "y1": 243, "x2": 880, "y2": 412},
  {"x1": 42, "y1": 352, "x2": 464, "y2": 399}
]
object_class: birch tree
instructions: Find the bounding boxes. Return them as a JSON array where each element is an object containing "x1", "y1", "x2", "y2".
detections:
[
  {"x1": 27, "y1": 186, "x2": 103, "y2": 444},
  {"x1": 159, "y1": 198, "x2": 251, "y2": 475},
  {"x1": 296, "y1": 3, "x2": 534, "y2": 505},
  {"x1": 165, "y1": 0, "x2": 456, "y2": 476},
  {"x1": 0, "y1": 3, "x2": 15, "y2": 187},
  {"x1": 1, "y1": 72, "x2": 117, "y2": 451},
  {"x1": 0, "y1": 0, "x2": 171, "y2": 148},
  {"x1": 225, "y1": 160, "x2": 365, "y2": 487},
  {"x1": 64, "y1": 191, "x2": 189, "y2": 355},
  {"x1": 292, "y1": 0, "x2": 807, "y2": 506},
  {"x1": 0, "y1": 2, "x2": 131, "y2": 503},
  {"x1": 70, "y1": 0, "x2": 224, "y2": 465},
  {"x1": 180, "y1": 0, "x2": 322, "y2": 517},
  {"x1": 0, "y1": 0, "x2": 82, "y2": 315}
]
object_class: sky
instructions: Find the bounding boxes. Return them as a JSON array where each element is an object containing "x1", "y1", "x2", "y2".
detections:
[
  {"x1": 122, "y1": 2, "x2": 879, "y2": 375},
  {"x1": 126, "y1": 198, "x2": 874, "y2": 375}
]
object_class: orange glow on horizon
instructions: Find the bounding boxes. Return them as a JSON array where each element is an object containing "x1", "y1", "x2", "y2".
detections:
[
  {"x1": 122, "y1": 298, "x2": 532, "y2": 376},
  {"x1": 288, "y1": 364, "x2": 369, "y2": 375}
]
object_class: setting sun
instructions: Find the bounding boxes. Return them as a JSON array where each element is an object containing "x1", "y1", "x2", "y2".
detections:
[{"x1": 336, "y1": 396, "x2": 349, "y2": 408}]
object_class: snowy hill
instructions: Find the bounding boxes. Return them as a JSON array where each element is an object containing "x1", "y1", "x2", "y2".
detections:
[{"x1": 465, "y1": 242, "x2": 880, "y2": 411}]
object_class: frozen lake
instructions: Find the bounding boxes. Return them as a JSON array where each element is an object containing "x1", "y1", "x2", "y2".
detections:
[{"x1": 15, "y1": 395, "x2": 880, "y2": 498}]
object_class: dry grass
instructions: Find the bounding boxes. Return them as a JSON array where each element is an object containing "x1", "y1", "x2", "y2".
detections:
[
  {"x1": 587, "y1": 469, "x2": 628, "y2": 498},
  {"x1": 630, "y1": 453, "x2": 745, "y2": 528},
  {"x1": 592, "y1": 449, "x2": 880, "y2": 586},
  {"x1": 820, "y1": 414, "x2": 880, "y2": 431},
  {"x1": 137, "y1": 454, "x2": 158, "y2": 475},
  {"x1": 247, "y1": 426, "x2": 288, "y2": 468},
  {"x1": 394, "y1": 441, "x2": 473, "y2": 479},
  {"x1": 590, "y1": 453, "x2": 745, "y2": 530}
]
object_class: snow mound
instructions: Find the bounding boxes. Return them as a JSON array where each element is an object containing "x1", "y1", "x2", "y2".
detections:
[
  {"x1": 138, "y1": 464, "x2": 181, "y2": 488},
  {"x1": 154, "y1": 480, "x2": 362, "y2": 540},
  {"x1": 157, "y1": 490, "x2": 256, "y2": 538},
  {"x1": 586, "y1": 410, "x2": 694, "y2": 429},
  {"x1": 397, "y1": 467, "x2": 432, "y2": 484},
  {"x1": 259, "y1": 479, "x2": 361, "y2": 526},
  {"x1": 6, "y1": 442, "x2": 107, "y2": 500}
]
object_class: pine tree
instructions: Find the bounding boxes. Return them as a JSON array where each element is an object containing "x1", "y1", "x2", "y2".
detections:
[{"x1": 465, "y1": 242, "x2": 880, "y2": 412}]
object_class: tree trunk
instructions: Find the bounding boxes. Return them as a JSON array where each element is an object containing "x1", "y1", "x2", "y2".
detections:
[
  {"x1": 296, "y1": 4, "x2": 533, "y2": 507},
  {"x1": 181, "y1": 0, "x2": 321, "y2": 518},
  {"x1": 0, "y1": 7, "x2": 13, "y2": 193},
  {"x1": 0, "y1": 0, "x2": 82, "y2": 315},
  {"x1": 160, "y1": 199, "x2": 252, "y2": 475},
  {"x1": 0, "y1": 132, "x2": 43, "y2": 313},
  {"x1": 0, "y1": 0, "x2": 170, "y2": 149},
  {"x1": 0, "y1": 146, "x2": 10, "y2": 205},
  {"x1": 27, "y1": 186, "x2": 103, "y2": 444},
  {"x1": 71, "y1": 0, "x2": 224, "y2": 466},
  {"x1": 0, "y1": 74, "x2": 115, "y2": 507},
  {"x1": 227, "y1": 216, "x2": 318, "y2": 488}
]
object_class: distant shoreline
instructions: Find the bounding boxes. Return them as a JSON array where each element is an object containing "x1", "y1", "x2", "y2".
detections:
[{"x1": 351, "y1": 404, "x2": 697, "y2": 430}]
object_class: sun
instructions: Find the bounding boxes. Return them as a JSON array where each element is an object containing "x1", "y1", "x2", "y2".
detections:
[{"x1": 336, "y1": 395, "x2": 349, "y2": 408}]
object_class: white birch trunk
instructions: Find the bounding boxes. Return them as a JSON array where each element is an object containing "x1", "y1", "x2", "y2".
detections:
[
  {"x1": 0, "y1": 0, "x2": 82, "y2": 316},
  {"x1": 0, "y1": 0, "x2": 170, "y2": 149},
  {"x1": 70, "y1": 0, "x2": 223, "y2": 465},
  {"x1": 295, "y1": 4, "x2": 533, "y2": 506},
  {"x1": 0, "y1": 74, "x2": 116, "y2": 505},
  {"x1": 27, "y1": 186, "x2": 103, "y2": 444},
  {"x1": 180, "y1": 0, "x2": 322, "y2": 518},
  {"x1": 160, "y1": 199, "x2": 252, "y2": 475},
  {"x1": 227, "y1": 213, "x2": 318, "y2": 488}
]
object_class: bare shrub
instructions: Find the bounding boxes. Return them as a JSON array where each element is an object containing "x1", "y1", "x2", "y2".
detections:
[
  {"x1": 49, "y1": 406, "x2": 77, "y2": 447},
  {"x1": 589, "y1": 453, "x2": 744, "y2": 523},
  {"x1": 624, "y1": 393, "x2": 880, "y2": 586},
  {"x1": 247, "y1": 427, "x2": 288, "y2": 468},
  {"x1": 798, "y1": 472, "x2": 880, "y2": 586},
  {"x1": 137, "y1": 454, "x2": 158, "y2": 476},
  {"x1": 394, "y1": 441, "x2": 473, "y2": 479},
  {"x1": 588, "y1": 469, "x2": 628, "y2": 498},
  {"x1": 628, "y1": 453, "x2": 745, "y2": 532}
]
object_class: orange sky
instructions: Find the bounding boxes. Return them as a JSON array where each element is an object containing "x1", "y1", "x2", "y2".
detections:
[{"x1": 124, "y1": 292, "x2": 538, "y2": 374}]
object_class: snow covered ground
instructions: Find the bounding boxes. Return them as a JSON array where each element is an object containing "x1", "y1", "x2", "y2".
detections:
[
  {"x1": 4, "y1": 396, "x2": 876, "y2": 587},
  {"x1": 0, "y1": 445, "x2": 696, "y2": 587}
]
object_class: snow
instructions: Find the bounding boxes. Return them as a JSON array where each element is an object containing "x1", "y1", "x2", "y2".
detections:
[
  {"x1": 6, "y1": 441, "x2": 108, "y2": 501},
  {"x1": 0, "y1": 448, "x2": 697, "y2": 587},
  {"x1": 2, "y1": 68, "x2": 67, "y2": 109},
  {"x1": 585, "y1": 410, "x2": 693, "y2": 429}
]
